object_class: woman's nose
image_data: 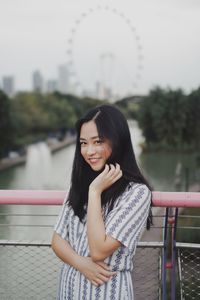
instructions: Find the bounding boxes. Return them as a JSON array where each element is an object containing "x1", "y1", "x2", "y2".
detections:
[{"x1": 87, "y1": 144, "x2": 96, "y2": 155}]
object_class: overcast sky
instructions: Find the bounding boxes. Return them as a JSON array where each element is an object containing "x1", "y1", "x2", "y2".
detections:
[{"x1": 0, "y1": 0, "x2": 200, "y2": 97}]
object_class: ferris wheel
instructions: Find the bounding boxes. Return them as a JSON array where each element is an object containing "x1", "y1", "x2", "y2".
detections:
[{"x1": 66, "y1": 5, "x2": 144, "y2": 100}]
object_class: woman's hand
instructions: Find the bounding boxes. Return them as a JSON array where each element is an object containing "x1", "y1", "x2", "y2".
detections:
[
  {"x1": 78, "y1": 256, "x2": 116, "y2": 286},
  {"x1": 89, "y1": 163, "x2": 122, "y2": 195},
  {"x1": 86, "y1": 164, "x2": 122, "y2": 261}
]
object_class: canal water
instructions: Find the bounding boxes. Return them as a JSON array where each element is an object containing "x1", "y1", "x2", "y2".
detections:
[{"x1": 0, "y1": 121, "x2": 198, "y2": 240}]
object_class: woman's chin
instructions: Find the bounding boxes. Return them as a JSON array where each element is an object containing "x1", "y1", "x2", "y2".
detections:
[{"x1": 90, "y1": 164, "x2": 105, "y2": 172}]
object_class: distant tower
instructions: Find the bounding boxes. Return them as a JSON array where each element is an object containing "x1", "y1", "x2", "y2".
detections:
[
  {"x1": 2, "y1": 76, "x2": 15, "y2": 98},
  {"x1": 32, "y1": 70, "x2": 44, "y2": 93},
  {"x1": 97, "y1": 53, "x2": 115, "y2": 100},
  {"x1": 46, "y1": 80, "x2": 58, "y2": 93},
  {"x1": 58, "y1": 64, "x2": 69, "y2": 94}
]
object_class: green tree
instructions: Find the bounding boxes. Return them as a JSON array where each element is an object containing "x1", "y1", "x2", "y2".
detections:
[
  {"x1": 150, "y1": 88, "x2": 186, "y2": 148},
  {"x1": 41, "y1": 94, "x2": 77, "y2": 131},
  {"x1": 137, "y1": 87, "x2": 194, "y2": 150},
  {"x1": 0, "y1": 90, "x2": 13, "y2": 158},
  {"x1": 137, "y1": 90, "x2": 160, "y2": 146},
  {"x1": 183, "y1": 88, "x2": 200, "y2": 149},
  {"x1": 10, "y1": 92, "x2": 50, "y2": 147},
  {"x1": 10, "y1": 91, "x2": 103, "y2": 149}
]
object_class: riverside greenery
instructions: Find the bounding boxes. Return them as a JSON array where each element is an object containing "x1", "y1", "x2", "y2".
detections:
[
  {"x1": 0, "y1": 86, "x2": 200, "y2": 158},
  {"x1": 137, "y1": 87, "x2": 200, "y2": 151},
  {"x1": 0, "y1": 91, "x2": 104, "y2": 158}
]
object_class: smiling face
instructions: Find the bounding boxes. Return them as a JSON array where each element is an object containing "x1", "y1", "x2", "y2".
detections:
[{"x1": 80, "y1": 120, "x2": 112, "y2": 171}]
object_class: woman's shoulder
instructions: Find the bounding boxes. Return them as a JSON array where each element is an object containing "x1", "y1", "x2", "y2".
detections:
[
  {"x1": 119, "y1": 182, "x2": 151, "y2": 204},
  {"x1": 106, "y1": 182, "x2": 151, "y2": 217},
  {"x1": 126, "y1": 181, "x2": 151, "y2": 194}
]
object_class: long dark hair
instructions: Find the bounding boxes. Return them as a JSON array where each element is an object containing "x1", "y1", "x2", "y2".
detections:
[{"x1": 67, "y1": 104, "x2": 152, "y2": 228}]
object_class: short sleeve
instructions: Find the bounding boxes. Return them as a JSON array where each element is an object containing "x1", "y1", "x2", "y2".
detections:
[
  {"x1": 54, "y1": 192, "x2": 71, "y2": 240},
  {"x1": 105, "y1": 183, "x2": 151, "y2": 253}
]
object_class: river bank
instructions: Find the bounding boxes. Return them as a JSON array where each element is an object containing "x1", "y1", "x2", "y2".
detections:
[{"x1": 0, "y1": 135, "x2": 76, "y2": 172}]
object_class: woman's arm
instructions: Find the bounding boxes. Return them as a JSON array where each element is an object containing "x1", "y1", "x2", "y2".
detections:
[
  {"x1": 87, "y1": 189, "x2": 121, "y2": 261},
  {"x1": 52, "y1": 232, "x2": 82, "y2": 269},
  {"x1": 51, "y1": 232, "x2": 116, "y2": 286},
  {"x1": 87, "y1": 164, "x2": 122, "y2": 262}
]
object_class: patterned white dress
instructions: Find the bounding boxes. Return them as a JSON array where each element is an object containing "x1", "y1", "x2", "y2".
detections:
[{"x1": 54, "y1": 182, "x2": 151, "y2": 300}]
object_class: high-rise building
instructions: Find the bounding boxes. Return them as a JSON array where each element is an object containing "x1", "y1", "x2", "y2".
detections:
[
  {"x1": 2, "y1": 76, "x2": 15, "y2": 98},
  {"x1": 46, "y1": 80, "x2": 58, "y2": 93},
  {"x1": 32, "y1": 70, "x2": 44, "y2": 93},
  {"x1": 58, "y1": 64, "x2": 69, "y2": 94},
  {"x1": 95, "y1": 81, "x2": 112, "y2": 100}
]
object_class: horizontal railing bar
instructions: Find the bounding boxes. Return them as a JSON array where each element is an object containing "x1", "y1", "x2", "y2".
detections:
[
  {"x1": 0, "y1": 190, "x2": 66, "y2": 205},
  {"x1": 152, "y1": 191, "x2": 200, "y2": 207},
  {"x1": 137, "y1": 241, "x2": 164, "y2": 248},
  {"x1": 0, "y1": 240, "x2": 51, "y2": 246},
  {"x1": 0, "y1": 224, "x2": 54, "y2": 227},
  {"x1": 178, "y1": 215, "x2": 200, "y2": 219},
  {"x1": 2, "y1": 224, "x2": 199, "y2": 230},
  {"x1": 0, "y1": 213, "x2": 166, "y2": 218},
  {"x1": 0, "y1": 224, "x2": 164, "y2": 229},
  {"x1": 0, "y1": 239, "x2": 164, "y2": 248},
  {"x1": 1, "y1": 224, "x2": 199, "y2": 230},
  {"x1": 0, "y1": 213, "x2": 57, "y2": 217},
  {"x1": 0, "y1": 190, "x2": 200, "y2": 207},
  {"x1": 176, "y1": 226, "x2": 200, "y2": 230},
  {"x1": 176, "y1": 242, "x2": 200, "y2": 249},
  {"x1": 5, "y1": 213, "x2": 198, "y2": 219}
]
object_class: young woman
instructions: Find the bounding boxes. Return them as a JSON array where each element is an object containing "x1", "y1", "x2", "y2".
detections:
[{"x1": 52, "y1": 104, "x2": 152, "y2": 300}]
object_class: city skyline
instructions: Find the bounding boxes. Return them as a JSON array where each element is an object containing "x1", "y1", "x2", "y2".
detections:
[
  {"x1": 0, "y1": 0, "x2": 200, "y2": 98},
  {"x1": 0, "y1": 63, "x2": 115, "y2": 99},
  {"x1": 1, "y1": 63, "x2": 72, "y2": 95}
]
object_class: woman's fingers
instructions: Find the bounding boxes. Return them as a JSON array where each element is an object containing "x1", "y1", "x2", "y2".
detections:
[
  {"x1": 83, "y1": 258, "x2": 116, "y2": 286},
  {"x1": 95, "y1": 278, "x2": 104, "y2": 285},
  {"x1": 97, "y1": 273, "x2": 112, "y2": 282},
  {"x1": 103, "y1": 164, "x2": 110, "y2": 173},
  {"x1": 91, "y1": 280, "x2": 98, "y2": 286},
  {"x1": 107, "y1": 164, "x2": 122, "y2": 181},
  {"x1": 113, "y1": 170, "x2": 123, "y2": 182},
  {"x1": 92, "y1": 272, "x2": 116, "y2": 286},
  {"x1": 101, "y1": 269, "x2": 116, "y2": 278},
  {"x1": 108, "y1": 164, "x2": 118, "y2": 176},
  {"x1": 96, "y1": 261, "x2": 110, "y2": 270},
  {"x1": 91, "y1": 275, "x2": 107, "y2": 287},
  {"x1": 97, "y1": 264, "x2": 116, "y2": 278},
  {"x1": 86, "y1": 261, "x2": 117, "y2": 286},
  {"x1": 89, "y1": 163, "x2": 122, "y2": 193},
  {"x1": 99, "y1": 164, "x2": 122, "y2": 183},
  {"x1": 115, "y1": 163, "x2": 121, "y2": 172}
]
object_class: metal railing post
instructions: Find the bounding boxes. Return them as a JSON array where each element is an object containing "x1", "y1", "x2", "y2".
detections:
[
  {"x1": 171, "y1": 208, "x2": 178, "y2": 299},
  {"x1": 163, "y1": 207, "x2": 169, "y2": 300}
]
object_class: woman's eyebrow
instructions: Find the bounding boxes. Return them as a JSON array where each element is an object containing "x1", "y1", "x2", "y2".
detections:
[{"x1": 80, "y1": 136, "x2": 99, "y2": 140}]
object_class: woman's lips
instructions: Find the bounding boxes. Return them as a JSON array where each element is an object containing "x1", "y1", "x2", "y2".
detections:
[{"x1": 88, "y1": 158, "x2": 101, "y2": 164}]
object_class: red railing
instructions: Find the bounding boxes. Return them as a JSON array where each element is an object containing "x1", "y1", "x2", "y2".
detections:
[
  {"x1": 0, "y1": 190, "x2": 200, "y2": 300},
  {"x1": 0, "y1": 190, "x2": 200, "y2": 207}
]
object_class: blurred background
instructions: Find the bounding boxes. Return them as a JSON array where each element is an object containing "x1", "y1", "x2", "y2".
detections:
[{"x1": 0, "y1": 0, "x2": 200, "y2": 240}]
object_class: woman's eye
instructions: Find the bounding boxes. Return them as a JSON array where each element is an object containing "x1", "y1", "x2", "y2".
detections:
[
  {"x1": 80, "y1": 141, "x2": 86, "y2": 146},
  {"x1": 95, "y1": 140, "x2": 103, "y2": 144}
]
